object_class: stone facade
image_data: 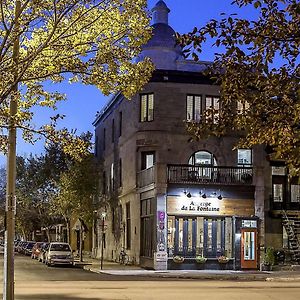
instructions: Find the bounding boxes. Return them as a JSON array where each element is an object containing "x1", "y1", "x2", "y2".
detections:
[{"x1": 93, "y1": 1, "x2": 300, "y2": 269}]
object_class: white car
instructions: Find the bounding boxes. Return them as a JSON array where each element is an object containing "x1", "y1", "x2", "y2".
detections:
[{"x1": 45, "y1": 242, "x2": 74, "y2": 267}]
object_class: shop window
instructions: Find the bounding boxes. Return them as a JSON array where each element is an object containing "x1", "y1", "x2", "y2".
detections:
[
  {"x1": 186, "y1": 95, "x2": 201, "y2": 122},
  {"x1": 291, "y1": 184, "x2": 300, "y2": 202},
  {"x1": 141, "y1": 151, "x2": 155, "y2": 170},
  {"x1": 140, "y1": 93, "x2": 154, "y2": 122},
  {"x1": 141, "y1": 198, "x2": 154, "y2": 258},
  {"x1": 237, "y1": 149, "x2": 252, "y2": 166},
  {"x1": 205, "y1": 96, "x2": 220, "y2": 124},
  {"x1": 273, "y1": 183, "x2": 283, "y2": 202}
]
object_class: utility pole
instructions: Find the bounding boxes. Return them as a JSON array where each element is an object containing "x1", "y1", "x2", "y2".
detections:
[{"x1": 3, "y1": 1, "x2": 20, "y2": 299}]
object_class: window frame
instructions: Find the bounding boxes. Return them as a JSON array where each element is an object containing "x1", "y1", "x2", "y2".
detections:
[
  {"x1": 186, "y1": 94, "x2": 202, "y2": 122},
  {"x1": 140, "y1": 93, "x2": 154, "y2": 122}
]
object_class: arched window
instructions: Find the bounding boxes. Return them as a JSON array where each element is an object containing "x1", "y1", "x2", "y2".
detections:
[{"x1": 188, "y1": 151, "x2": 217, "y2": 166}]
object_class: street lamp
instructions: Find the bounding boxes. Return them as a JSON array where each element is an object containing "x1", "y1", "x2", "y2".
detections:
[{"x1": 100, "y1": 211, "x2": 107, "y2": 270}]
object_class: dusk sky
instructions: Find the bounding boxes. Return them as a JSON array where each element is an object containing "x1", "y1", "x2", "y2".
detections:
[{"x1": 0, "y1": 0, "x2": 256, "y2": 166}]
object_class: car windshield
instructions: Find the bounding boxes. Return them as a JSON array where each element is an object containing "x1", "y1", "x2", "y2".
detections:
[{"x1": 50, "y1": 244, "x2": 71, "y2": 251}]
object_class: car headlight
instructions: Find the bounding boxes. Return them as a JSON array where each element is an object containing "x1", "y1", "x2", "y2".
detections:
[
  {"x1": 66, "y1": 254, "x2": 73, "y2": 259},
  {"x1": 50, "y1": 255, "x2": 58, "y2": 259}
]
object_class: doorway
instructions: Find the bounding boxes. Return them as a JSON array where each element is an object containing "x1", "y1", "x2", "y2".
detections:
[{"x1": 241, "y1": 228, "x2": 257, "y2": 269}]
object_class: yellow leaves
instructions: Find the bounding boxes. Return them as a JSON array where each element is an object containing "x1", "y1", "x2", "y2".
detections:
[{"x1": 0, "y1": 0, "x2": 152, "y2": 157}]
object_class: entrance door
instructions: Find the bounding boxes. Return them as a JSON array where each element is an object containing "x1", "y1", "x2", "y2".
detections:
[
  {"x1": 241, "y1": 228, "x2": 257, "y2": 269},
  {"x1": 203, "y1": 218, "x2": 225, "y2": 257},
  {"x1": 174, "y1": 218, "x2": 196, "y2": 257}
]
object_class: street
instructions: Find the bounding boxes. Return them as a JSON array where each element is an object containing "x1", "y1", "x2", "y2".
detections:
[{"x1": 0, "y1": 255, "x2": 300, "y2": 299}]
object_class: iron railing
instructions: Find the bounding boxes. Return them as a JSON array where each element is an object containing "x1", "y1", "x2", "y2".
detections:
[{"x1": 168, "y1": 164, "x2": 253, "y2": 185}]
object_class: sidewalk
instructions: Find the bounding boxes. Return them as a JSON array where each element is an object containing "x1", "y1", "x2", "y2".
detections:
[{"x1": 74, "y1": 256, "x2": 300, "y2": 282}]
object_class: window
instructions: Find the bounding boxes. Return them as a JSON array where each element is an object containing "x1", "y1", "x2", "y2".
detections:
[
  {"x1": 102, "y1": 171, "x2": 106, "y2": 195},
  {"x1": 273, "y1": 183, "x2": 283, "y2": 202},
  {"x1": 186, "y1": 95, "x2": 201, "y2": 121},
  {"x1": 94, "y1": 136, "x2": 98, "y2": 157},
  {"x1": 126, "y1": 202, "x2": 131, "y2": 250},
  {"x1": 205, "y1": 96, "x2": 220, "y2": 124},
  {"x1": 237, "y1": 101, "x2": 250, "y2": 114},
  {"x1": 141, "y1": 152, "x2": 155, "y2": 170},
  {"x1": 119, "y1": 111, "x2": 122, "y2": 137},
  {"x1": 112, "y1": 119, "x2": 115, "y2": 143},
  {"x1": 110, "y1": 163, "x2": 114, "y2": 191},
  {"x1": 189, "y1": 151, "x2": 217, "y2": 166},
  {"x1": 119, "y1": 158, "x2": 122, "y2": 187},
  {"x1": 237, "y1": 149, "x2": 252, "y2": 166},
  {"x1": 141, "y1": 198, "x2": 154, "y2": 257},
  {"x1": 291, "y1": 184, "x2": 300, "y2": 202},
  {"x1": 103, "y1": 128, "x2": 106, "y2": 151},
  {"x1": 188, "y1": 151, "x2": 217, "y2": 180},
  {"x1": 140, "y1": 93, "x2": 154, "y2": 122}
]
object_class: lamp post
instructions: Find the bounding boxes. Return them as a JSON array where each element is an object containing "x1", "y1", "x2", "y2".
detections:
[{"x1": 100, "y1": 212, "x2": 106, "y2": 270}]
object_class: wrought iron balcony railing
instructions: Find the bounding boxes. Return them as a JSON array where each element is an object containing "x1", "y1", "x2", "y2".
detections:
[{"x1": 168, "y1": 164, "x2": 253, "y2": 185}]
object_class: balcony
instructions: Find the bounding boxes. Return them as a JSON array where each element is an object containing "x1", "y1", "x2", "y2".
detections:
[
  {"x1": 137, "y1": 166, "x2": 155, "y2": 188},
  {"x1": 168, "y1": 164, "x2": 253, "y2": 185}
]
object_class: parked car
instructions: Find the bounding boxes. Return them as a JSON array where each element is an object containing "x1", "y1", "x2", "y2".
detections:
[
  {"x1": 45, "y1": 242, "x2": 74, "y2": 267},
  {"x1": 16, "y1": 241, "x2": 26, "y2": 253},
  {"x1": 23, "y1": 241, "x2": 35, "y2": 256},
  {"x1": 38, "y1": 242, "x2": 49, "y2": 263},
  {"x1": 31, "y1": 242, "x2": 44, "y2": 259}
]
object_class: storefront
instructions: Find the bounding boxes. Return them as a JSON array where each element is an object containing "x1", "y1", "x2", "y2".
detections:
[{"x1": 165, "y1": 195, "x2": 259, "y2": 270}]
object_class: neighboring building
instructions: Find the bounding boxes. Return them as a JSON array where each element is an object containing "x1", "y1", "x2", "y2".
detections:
[{"x1": 93, "y1": 1, "x2": 300, "y2": 270}]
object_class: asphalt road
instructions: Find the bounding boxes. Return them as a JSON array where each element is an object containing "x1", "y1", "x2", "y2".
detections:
[{"x1": 0, "y1": 255, "x2": 300, "y2": 300}]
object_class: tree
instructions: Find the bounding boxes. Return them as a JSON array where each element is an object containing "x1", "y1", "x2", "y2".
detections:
[
  {"x1": 0, "y1": 0, "x2": 153, "y2": 154},
  {"x1": 54, "y1": 152, "x2": 101, "y2": 261},
  {"x1": 178, "y1": 0, "x2": 300, "y2": 174}
]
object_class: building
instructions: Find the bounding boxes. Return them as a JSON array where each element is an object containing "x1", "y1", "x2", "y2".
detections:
[{"x1": 93, "y1": 1, "x2": 300, "y2": 270}]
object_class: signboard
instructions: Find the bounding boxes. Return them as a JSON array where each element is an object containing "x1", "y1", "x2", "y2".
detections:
[
  {"x1": 168, "y1": 197, "x2": 221, "y2": 216},
  {"x1": 167, "y1": 196, "x2": 255, "y2": 216}
]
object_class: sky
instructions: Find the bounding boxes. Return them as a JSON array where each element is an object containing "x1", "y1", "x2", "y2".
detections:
[{"x1": 0, "y1": 0, "x2": 256, "y2": 167}]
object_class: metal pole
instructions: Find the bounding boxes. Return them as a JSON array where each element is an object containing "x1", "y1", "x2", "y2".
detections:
[
  {"x1": 3, "y1": 2, "x2": 20, "y2": 299},
  {"x1": 100, "y1": 217, "x2": 104, "y2": 270}
]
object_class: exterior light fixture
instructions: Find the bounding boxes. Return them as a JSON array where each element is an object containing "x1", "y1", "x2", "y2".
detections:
[
  {"x1": 184, "y1": 190, "x2": 192, "y2": 198},
  {"x1": 199, "y1": 189, "x2": 206, "y2": 198}
]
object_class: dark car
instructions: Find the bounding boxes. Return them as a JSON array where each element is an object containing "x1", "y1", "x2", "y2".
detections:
[{"x1": 23, "y1": 241, "x2": 36, "y2": 256}]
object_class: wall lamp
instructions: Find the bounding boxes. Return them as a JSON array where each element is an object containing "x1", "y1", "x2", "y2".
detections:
[
  {"x1": 184, "y1": 190, "x2": 192, "y2": 198},
  {"x1": 199, "y1": 190, "x2": 206, "y2": 198}
]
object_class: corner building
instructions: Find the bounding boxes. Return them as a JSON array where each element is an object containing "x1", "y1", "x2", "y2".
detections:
[{"x1": 93, "y1": 1, "x2": 300, "y2": 270}]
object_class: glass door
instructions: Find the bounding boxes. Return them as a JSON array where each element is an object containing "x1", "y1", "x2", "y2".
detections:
[
  {"x1": 174, "y1": 217, "x2": 196, "y2": 257},
  {"x1": 241, "y1": 228, "x2": 257, "y2": 269}
]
